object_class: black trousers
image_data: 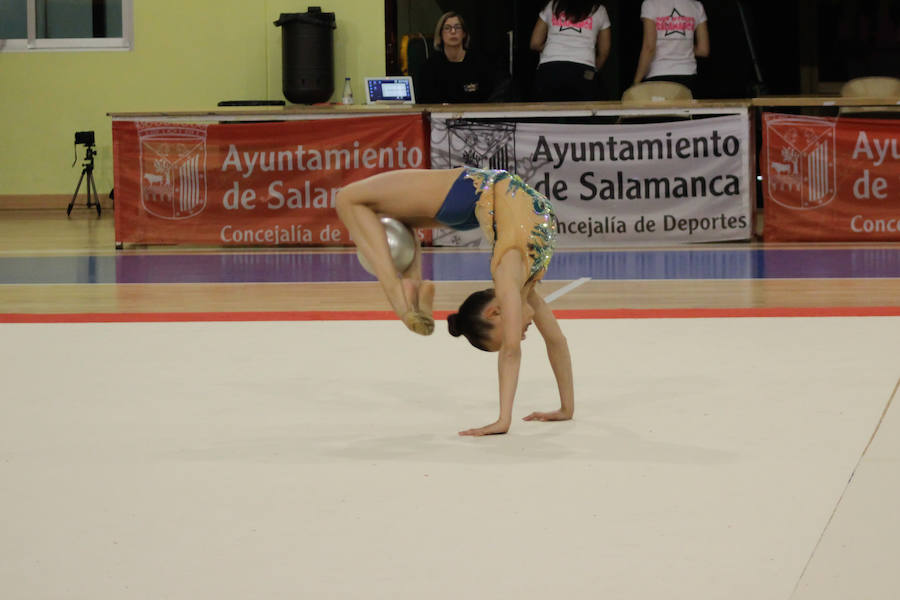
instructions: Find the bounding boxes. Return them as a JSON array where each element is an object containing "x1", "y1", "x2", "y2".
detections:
[{"x1": 532, "y1": 61, "x2": 603, "y2": 102}]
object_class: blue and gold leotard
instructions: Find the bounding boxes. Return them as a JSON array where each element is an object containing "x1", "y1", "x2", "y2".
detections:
[{"x1": 436, "y1": 167, "x2": 557, "y2": 282}]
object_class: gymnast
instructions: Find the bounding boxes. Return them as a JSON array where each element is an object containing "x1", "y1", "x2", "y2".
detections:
[{"x1": 335, "y1": 167, "x2": 574, "y2": 436}]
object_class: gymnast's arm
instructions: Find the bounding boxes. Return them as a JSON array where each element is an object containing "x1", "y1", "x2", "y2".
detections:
[
  {"x1": 522, "y1": 288, "x2": 574, "y2": 422},
  {"x1": 459, "y1": 251, "x2": 527, "y2": 436}
]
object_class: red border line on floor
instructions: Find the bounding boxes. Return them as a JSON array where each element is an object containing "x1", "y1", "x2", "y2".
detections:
[{"x1": 3, "y1": 306, "x2": 900, "y2": 323}]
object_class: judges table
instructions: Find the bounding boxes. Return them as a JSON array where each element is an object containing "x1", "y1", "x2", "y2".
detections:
[{"x1": 111, "y1": 97, "x2": 900, "y2": 248}]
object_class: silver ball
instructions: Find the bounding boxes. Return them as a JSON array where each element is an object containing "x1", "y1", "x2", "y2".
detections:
[{"x1": 357, "y1": 216, "x2": 416, "y2": 275}]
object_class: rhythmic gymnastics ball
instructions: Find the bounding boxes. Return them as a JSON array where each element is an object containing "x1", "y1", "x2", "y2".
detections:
[{"x1": 357, "y1": 216, "x2": 416, "y2": 275}]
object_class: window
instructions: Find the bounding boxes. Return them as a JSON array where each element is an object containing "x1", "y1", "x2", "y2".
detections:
[{"x1": 0, "y1": 0, "x2": 133, "y2": 52}]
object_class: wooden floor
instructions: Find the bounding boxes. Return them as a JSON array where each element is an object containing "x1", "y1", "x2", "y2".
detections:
[
  {"x1": 2, "y1": 209, "x2": 900, "y2": 316},
  {"x1": 4, "y1": 209, "x2": 900, "y2": 600}
]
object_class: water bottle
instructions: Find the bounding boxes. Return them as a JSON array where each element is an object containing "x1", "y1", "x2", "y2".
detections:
[{"x1": 341, "y1": 77, "x2": 354, "y2": 105}]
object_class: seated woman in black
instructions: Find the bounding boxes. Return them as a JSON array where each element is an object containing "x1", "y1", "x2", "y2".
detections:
[{"x1": 414, "y1": 11, "x2": 495, "y2": 104}]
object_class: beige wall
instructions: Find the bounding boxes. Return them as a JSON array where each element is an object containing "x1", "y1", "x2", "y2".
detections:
[{"x1": 0, "y1": 0, "x2": 385, "y2": 198}]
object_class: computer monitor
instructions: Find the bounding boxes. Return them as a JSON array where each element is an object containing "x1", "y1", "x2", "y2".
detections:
[{"x1": 364, "y1": 77, "x2": 416, "y2": 104}]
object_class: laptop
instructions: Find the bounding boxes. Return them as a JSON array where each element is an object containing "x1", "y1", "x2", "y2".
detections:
[{"x1": 364, "y1": 76, "x2": 416, "y2": 105}]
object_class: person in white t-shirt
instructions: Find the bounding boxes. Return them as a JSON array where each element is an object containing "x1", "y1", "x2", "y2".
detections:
[
  {"x1": 530, "y1": 1, "x2": 612, "y2": 101},
  {"x1": 633, "y1": 0, "x2": 709, "y2": 95}
]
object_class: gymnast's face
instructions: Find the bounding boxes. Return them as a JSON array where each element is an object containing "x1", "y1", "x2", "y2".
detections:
[{"x1": 482, "y1": 299, "x2": 536, "y2": 352}]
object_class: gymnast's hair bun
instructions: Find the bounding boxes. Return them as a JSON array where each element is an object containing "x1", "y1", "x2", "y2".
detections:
[{"x1": 447, "y1": 313, "x2": 462, "y2": 337}]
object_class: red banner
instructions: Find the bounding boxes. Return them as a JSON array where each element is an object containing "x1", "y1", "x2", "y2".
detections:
[
  {"x1": 113, "y1": 115, "x2": 428, "y2": 246},
  {"x1": 763, "y1": 113, "x2": 900, "y2": 242}
]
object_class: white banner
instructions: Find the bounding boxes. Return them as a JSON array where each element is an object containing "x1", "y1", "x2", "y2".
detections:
[{"x1": 429, "y1": 114, "x2": 752, "y2": 246}]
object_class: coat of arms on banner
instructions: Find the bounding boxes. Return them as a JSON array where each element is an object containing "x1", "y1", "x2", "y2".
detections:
[
  {"x1": 765, "y1": 116, "x2": 836, "y2": 210},
  {"x1": 429, "y1": 119, "x2": 523, "y2": 246},
  {"x1": 138, "y1": 124, "x2": 208, "y2": 219},
  {"x1": 431, "y1": 119, "x2": 518, "y2": 171}
]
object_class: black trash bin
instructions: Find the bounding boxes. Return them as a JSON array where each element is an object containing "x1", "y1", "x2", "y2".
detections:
[{"x1": 274, "y1": 8, "x2": 336, "y2": 104}]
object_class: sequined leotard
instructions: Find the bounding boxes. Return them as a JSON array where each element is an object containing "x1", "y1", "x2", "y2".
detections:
[{"x1": 461, "y1": 167, "x2": 557, "y2": 283}]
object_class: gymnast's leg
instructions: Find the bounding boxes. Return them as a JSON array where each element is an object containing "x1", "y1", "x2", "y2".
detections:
[
  {"x1": 400, "y1": 240, "x2": 435, "y2": 326},
  {"x1": 335, "y1": 169, "x2": 453, "y2": 334}
]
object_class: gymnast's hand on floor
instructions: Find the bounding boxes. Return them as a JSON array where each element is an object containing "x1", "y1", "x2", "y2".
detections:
[
  {"x1": 523, "y1": 409, "x2": 573, "y2": 422},
  {"x1": 458, "y1": 420, "x2": 511, "y2": 437}
]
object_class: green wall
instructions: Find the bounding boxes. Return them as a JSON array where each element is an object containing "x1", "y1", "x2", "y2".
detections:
[{"x1": 0, "y1": 0, "x2": 385, "y2": 198}]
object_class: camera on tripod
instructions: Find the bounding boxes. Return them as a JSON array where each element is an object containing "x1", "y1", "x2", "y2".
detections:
[
  {"x1": 75, "y1": 130, "x2": 95, "y2": 146},
  {"x1": 67, "y1": 130, "x2": 101, "y2": 217},
  {"x1": 74, "y1": 130, "x2": 97, "y2": 163}
]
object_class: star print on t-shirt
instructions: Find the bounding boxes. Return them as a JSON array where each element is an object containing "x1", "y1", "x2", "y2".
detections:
[
  {"x1": 655, "y1": 7, "x2": 697, "y2": 37},
  {"x1": 664, "y1": 9, "x2": 687, "y2": 36}
]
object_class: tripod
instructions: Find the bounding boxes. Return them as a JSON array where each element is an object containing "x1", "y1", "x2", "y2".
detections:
[{"x1": 67, "y1": 145, "x2": 101, "y2": 216}]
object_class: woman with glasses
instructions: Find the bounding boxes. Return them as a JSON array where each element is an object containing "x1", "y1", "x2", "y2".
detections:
[
  {"x1": 530, "y1": 1, "x2": 612, "y2": 101},
  {"x1": 414, "y1": 12, "x2": 495, "y2": 104}
]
